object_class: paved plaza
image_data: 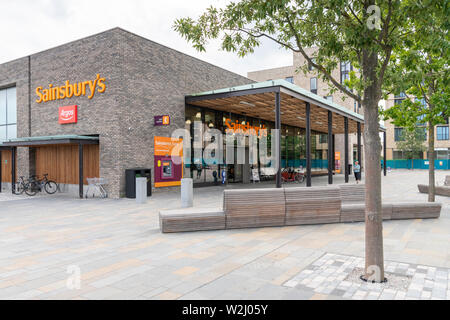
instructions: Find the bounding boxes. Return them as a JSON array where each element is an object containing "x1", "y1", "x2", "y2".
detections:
[{"x1": 0, "y1": 170, "x2": 449, "y2": 300}]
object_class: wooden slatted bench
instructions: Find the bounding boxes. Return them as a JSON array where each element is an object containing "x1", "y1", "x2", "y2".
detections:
[
  {"x1": 418, "y1": 184, "x2": 450, "y2": 197},
  {"x1": 159, "y1": 207, "x2": 225, "y2": 233},
  {"x1": 159, "y1": 184, "x2": 442, "y2": 233},
  {"x1": 339, "y1": 184, "x2": 365, "y2": 204},
  {"x1": 340, "y1": 203, "x2": 393, "y2": 223},
  {"x1": 391, "y1": 202, "x2": 441, "y2": 220},
  {"x1": 339, "y1": 184, "x2": 392, "y2": 222},
  {"x1": 285, "y1": 186, "x2": 341, "y2": 225},
  {"x1": 445, "y1": 175, "x2": 450, "y2": 186},
  {"x1": 223, "y1": 188, "x2": 286, "y2": 229}
]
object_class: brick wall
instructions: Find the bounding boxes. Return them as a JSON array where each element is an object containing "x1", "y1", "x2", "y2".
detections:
[{"x1": 247, "y1": 66, "x2": 295, "y2": 82}]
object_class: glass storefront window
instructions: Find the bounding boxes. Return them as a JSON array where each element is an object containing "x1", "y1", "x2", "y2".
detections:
[
  {"x1": 7, "y1": 87, "x2": 17, "y2": 124},
  {"x1": 0, "y1": 125, "x2": 6, "y2": 142},
  {"x1": 7, "y1": 124, "x2": 17, "y2": 140},
  {"x1": 184, "y1": 105, "x2": 336, "y2": 184},
  {"x1": 0, "y1": 89, "x2": 6, "y2": 125},
  {"x1": 0, "y1": 87, "x2": 16, "y2": 142},
  {"x1": 205, "y1": 111, "x2": 215, "y2": 129}
]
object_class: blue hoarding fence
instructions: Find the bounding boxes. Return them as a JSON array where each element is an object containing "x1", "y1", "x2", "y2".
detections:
[{"x1": 382, "y1": 159, "x2": 450, "y2": 170}]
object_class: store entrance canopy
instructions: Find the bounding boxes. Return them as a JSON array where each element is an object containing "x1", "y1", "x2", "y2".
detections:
[
  {"x1": 185, "y1": 79, "x2": 387, "y2": 187},
  {"x1": 1, "y1": 135, "x2": 99, "y2": 147},
  {"x1": 1, "y1": 135, "x2": 99, "y2": 198}
]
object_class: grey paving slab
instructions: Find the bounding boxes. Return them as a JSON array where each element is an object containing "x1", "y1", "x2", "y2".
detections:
[{"x1": 0, "y1": 170, "x2": 449, "y2": 300}]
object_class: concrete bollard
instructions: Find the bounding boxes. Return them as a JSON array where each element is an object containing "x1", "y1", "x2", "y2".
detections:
[
  {"x1": 181, "y1": 178, "x2": 193, "y2": 208},
  {"x1": 136, "y1": 177, "x2": 147, "y2": 204}
]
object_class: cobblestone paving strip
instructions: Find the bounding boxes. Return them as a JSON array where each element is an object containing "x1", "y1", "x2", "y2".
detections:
[{"x1": 283, "y1": 253, "x2": 449, "y2": 300}]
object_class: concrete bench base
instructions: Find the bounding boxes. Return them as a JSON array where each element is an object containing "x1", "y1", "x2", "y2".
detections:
[
  {"x1": 418, "y1": 184, "x2": 450, "y2": 197},
  {"x1": 159, "y1": 208, "x2": 225, "y2": 233}
]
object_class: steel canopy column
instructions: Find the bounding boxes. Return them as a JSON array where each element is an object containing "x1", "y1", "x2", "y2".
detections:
[
  {"x1": 344, "y1": 117, "x2": 349, "y2": 183},
  {"x1": 275, "y1": 91, "x2": 282, "y2": 188},
  {"x1": 383, "y1": 131, "x2": 387, "y2": 176},
  {"x1": 328, "y1": 111, "x2": 333, "y2": 184},
  {"x1": 306, "y1": 102, "x2": 311, "y2": 187},
  {"x1": 332, "y1": 134, "x2": 335, "y2": 171},
  {"x1": 79, "y1": 144, "x2": 84, "y2": 199},
  {"x1": 357, "y1": 122, "x2": 362, "y2": 164},
  {"x1": 11, "y1": 147, "x2": 16, "y2": 194}
]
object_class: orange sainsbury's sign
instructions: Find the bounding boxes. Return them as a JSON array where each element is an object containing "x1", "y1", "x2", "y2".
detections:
[
  {"x1": 224, "y1": 118, "x2": 267, "y2": 138},
  {"x1": 35, "y1": 74, "x2": 106, "y2": 103}
]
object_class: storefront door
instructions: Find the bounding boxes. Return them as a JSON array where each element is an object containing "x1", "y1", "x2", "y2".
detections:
[{"x1": 1, "y1": 150, "x2": 13, "y2": 183}]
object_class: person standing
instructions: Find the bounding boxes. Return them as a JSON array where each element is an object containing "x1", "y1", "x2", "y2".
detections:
[{"x1": 354, "y1": 161, "x2": 361, "y2": 184}]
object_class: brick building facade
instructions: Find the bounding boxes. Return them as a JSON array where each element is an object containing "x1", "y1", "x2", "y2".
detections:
[
  {"x1": 0, "y1": 28, "x2": 250, "y2": 198},
  {"x1": 384, "y1": 95, "x2": 450, "y2": 161}
]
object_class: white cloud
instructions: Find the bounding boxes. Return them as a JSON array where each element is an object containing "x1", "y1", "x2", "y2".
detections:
[{"x1": 0, "y1": 0, "x2": 292, "y2": 77}]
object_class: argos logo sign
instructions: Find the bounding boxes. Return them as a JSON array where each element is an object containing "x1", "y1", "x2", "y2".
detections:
[{"x1": 59, "y1": 105, "x2": 77, "y2": 124}]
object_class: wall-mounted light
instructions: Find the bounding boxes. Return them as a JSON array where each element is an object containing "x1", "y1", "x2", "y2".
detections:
[{"x1": 186, "y1": 119, "x2": 192, "y2": 125}]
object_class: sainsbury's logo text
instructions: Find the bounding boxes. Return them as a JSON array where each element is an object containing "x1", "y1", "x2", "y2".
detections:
[{"x1": 36, "y1": 74, "x2": 106, "y2": 103}]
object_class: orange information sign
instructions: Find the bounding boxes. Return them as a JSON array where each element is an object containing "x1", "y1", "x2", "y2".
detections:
[
  {"x1": 335, "y1": 152, "x2": 341, "y2": 174},
  {"x1": 154, "y1": 136, "x2": 183, "y2": 157}
]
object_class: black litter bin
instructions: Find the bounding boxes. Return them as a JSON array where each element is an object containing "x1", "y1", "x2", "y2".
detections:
[
  {"x1": 348, "y1": 164, "x2": 352, "y2": 174},
  {"x1": 125, "y1": 168, "x2": 152, "y2": 198}
]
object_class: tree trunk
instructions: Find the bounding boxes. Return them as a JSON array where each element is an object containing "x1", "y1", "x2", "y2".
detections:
[
  {"x1": 428, "y1": 121, "x2": 435, "y2": 202},
  {"x1": 362, "y1": 49, "x2": 384, "y2": 283}
]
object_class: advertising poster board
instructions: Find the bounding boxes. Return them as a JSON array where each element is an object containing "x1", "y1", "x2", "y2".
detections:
[
  {"x1": 335, "y1": 152, "x2": 341, "y2": 174},
  {"x1": 154, "y1": 136, "x2": 183, "y2": 187}
]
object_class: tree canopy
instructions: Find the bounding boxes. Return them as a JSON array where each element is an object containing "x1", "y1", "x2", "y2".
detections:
[
  {"x1": 382, "y1": 0, "x2": 449, "y2": 129},
  {"x1": 175, "y1": 0, "x2": 418, "y2": 103}
]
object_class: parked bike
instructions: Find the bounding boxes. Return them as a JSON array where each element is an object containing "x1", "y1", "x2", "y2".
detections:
[
  {"x1": 281, "y1": 167, "x2": 305, "y2": 183},
  {"x1": 15, "y1": 176, "x2": 31, "y2": 195},
  {"x1": 24, "y1": 174, "x2": 58, "y2": 196}
]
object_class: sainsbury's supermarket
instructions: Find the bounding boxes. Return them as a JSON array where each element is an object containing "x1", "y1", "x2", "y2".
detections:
[{"x1": 0, "y1": 28, "x2": 385, "y2": 198}]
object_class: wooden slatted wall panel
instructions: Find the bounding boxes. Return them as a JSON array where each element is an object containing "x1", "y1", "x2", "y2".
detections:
[
  {"x1": 35, "y1": 144, "x2": 99, "y2": 185},
  {"x1": 1, "y1": 150, "x2": 13, "y2": 183},
  {"x1": 83, "y1": 145, "x2": 100, "y2": 184},
  {"x1": 36, "y1": 146, "x2": 58, "y2": 183}
]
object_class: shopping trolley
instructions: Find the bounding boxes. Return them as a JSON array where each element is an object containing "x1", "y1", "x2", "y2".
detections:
[{"x1": 85, "y1": 178, "x2": 108, "y2": 198}]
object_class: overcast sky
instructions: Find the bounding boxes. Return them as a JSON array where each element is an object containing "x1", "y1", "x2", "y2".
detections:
[{"x1": 0, "y1": 0, "x2": 292, "y2": 77}]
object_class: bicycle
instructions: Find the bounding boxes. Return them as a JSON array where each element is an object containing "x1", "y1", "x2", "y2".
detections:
[
  {"x1": 15, "y1": 176, "x2": 30, "y2": 195},
  {"x1": 281, "y1": 167, "x2": 305, "y2": 183},
  {"x1": 41, "y1": 173, "x2": 58, "y2": 194},
  {"x1": 25, "y1": 174, "x2": 58, "y2": 196},
  {"x1": 25, "y1": 175, "x2": 40, "y2": 196}
]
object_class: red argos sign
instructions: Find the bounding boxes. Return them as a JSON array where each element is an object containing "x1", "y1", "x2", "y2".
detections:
[{"x1": 59, "y1": 105, "x2": 78, "y2": 124}]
